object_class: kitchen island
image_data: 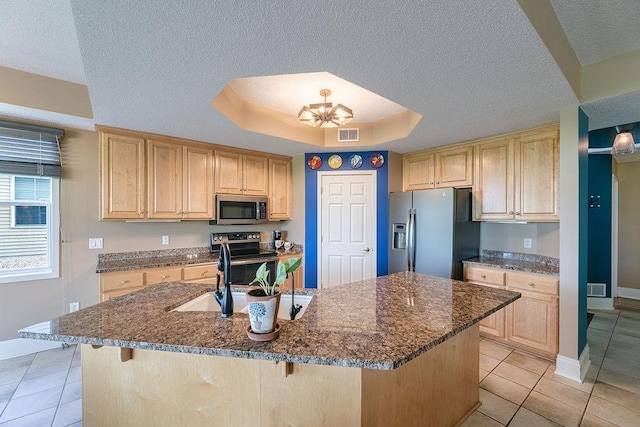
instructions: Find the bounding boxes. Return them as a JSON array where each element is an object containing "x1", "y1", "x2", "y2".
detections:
[{"x1": 19, "y1": 272, "x2": 519, "y2": 426}]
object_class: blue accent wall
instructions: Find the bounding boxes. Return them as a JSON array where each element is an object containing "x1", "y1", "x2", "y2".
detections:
[
  {"x1": 304, "y1": 151, "x2": 389, "y2": 288},
  {"x1": 578, "y1": 108, "x2": 589, "y2": 355}
]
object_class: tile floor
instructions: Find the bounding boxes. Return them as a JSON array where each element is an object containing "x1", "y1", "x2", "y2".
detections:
[
  {"x1": 0, "y1": 309, "x2": 638, "y2": 426},
  {"x1": 465, "y1": 308, "x2": 640, "y2": 426},
  {"x1": 0, "y1": 344, "x2": 81, "y2": 426}
]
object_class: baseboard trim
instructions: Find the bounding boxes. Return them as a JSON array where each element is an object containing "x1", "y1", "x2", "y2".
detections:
[
  {"x1": 555, "y1": 345, "x2": 591, "y2": 383},
  {"x1": 0, "y1": 338, "x2": 62, "y2": 361},
  {"x1": 587, "y1": 297, "x2": 614, "y2": 310},
  {"x1": 618, "y1": 287, "x2": 640, "y2": 300}
]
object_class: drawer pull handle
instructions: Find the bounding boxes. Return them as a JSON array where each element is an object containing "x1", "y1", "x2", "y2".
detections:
[
  {"x1": 528, "y1": 282, "x2": 535, "y2": 287},
  {"x1": 481, "y1": 274, "x2": 487, "y2": 279},
  {"x1": 162, "y1": 275, "x2": 169, "y2": 279},
  {"x1": 120, "y1": 280, "x2": 129, "y2": 284},
  {"x1": 201, "y1": 271, "x2": 208, "y2": 276}
]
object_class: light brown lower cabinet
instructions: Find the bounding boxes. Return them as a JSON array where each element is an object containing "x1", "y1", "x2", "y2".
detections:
[
  {"x1": 278, "y1": 253, "x2": 304, "y2": 289},
  {"x1": 100, "y1": 264, "x2": 217, "y2": 302},
  {"x1": 464, "y1": 264, "x2": 558, "y2": 359}
]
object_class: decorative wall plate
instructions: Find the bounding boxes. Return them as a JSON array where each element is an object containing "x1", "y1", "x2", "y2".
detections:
[
  {"x1": 369, "y1": 153, "x2": 385, "y2": 168},
  {"x1": 348, "y1": 154, "x2": 363, "y2": 169},
  {"x1": 328, "y1": 154, "x2": 343, "y2": 169},
  {"x1": 307, "y1": 155, "x2": 322, "y2": 170}
]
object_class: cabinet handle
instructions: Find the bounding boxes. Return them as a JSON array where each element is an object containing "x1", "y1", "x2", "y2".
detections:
[
  {"x1": 509, "y1": 211, "x2": 514, "y2": 215},
  {"x1": 430, "y1": 182, "x2": 434, "y2": 185},
  {"x1": 138, "y1": 211, "x2": 143, "y2": 215},
  {"x1": 481, "y1": 274, "x2": 486, "y2": 279},
  {"x1": 436, "y1": 181, "x2": 440, "y2": 184},
  {"x1": 162, "y1": 275, "x2": 169, "y2": 279},
  {"x1": 515, "y1": 212, "x2": 521, "y2": 215},
  {"x1": 120, "y1": 280, "x2": 129, "y2": 284},
  {"x1": 528, "y1": 282, "x2": 535, "y2": 287},
  {"x1": 201, "y1": 271, "x2": 208, "y2": 276}
]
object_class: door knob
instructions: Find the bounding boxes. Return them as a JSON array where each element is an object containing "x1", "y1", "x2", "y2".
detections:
[{"x1": 362, "y1": 247, "x2": 371, "y2": 253}]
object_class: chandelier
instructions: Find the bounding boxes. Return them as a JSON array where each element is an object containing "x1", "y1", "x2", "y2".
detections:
[{"x1": 298, "y1": 89, "x2": 353, "y2": 128}]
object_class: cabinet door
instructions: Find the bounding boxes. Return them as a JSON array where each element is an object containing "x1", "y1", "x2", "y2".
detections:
[
  {"x1": 278, "y1": 254, "x2": 303, "y2": 289},
  {"x1": 403, "y1": 154, "x2": 434, "y2": 190},
  {"x1": 480, "y1": 310, "x2": 505, "y2": 339},
  {"x1": 473, "y1": 139, "x2": 515, "y2": 220},
  {"x1": 268, "y1": 158, "x2": 292, "y2": 220},
  {"x1": 435, "y1": 146, "x2": 473, "y2": 188},
  {"x1": 215, "y1": 151, "x2": 243, "y2": 194},
  {"x1": 515, "y1": 131, "x2": 559, "y2": 221},
  {"x1": 100, "y1": 133, "x2": 146, "y2": 219},
  {"x1": 243, "y1": 155, "x2": 269, "y2": 196},
  {"x1": 183, "y1": 145, "x2": 214, "y2": 219},
  {"x1": 147, "y1": 140, "x2": 183, "y2": 219},
  {"x1": 506, "y1": 291, "x2": 558, "y2": 356}
]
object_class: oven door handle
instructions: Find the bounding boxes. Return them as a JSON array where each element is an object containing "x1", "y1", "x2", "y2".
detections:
[{"x1": 229, "y1": 256, "x2": 279, "y2": 266}]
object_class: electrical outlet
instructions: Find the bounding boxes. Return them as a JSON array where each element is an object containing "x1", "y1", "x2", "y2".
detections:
[
  {"x1": 524, "y1": 238, "x2": 532, "y2": 249},
  {"x1": 88, "y1": 238, "x2": 103, "y2": 249},
  {"x1": 162, "y1": 235, "x2": 169, "y2": 245},
  {"x1": 70, "y1": 302, "x2": 80, "y2": 312}
]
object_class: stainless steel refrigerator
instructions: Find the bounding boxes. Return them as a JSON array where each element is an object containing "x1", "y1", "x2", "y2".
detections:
[{"x1": 388, "y1": 187, "x2": 479, "y2": 280}]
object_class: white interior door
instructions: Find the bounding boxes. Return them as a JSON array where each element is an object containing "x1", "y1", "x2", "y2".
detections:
[{"x1": 319, "y1": 172, "x2": 376, "y2": 288}]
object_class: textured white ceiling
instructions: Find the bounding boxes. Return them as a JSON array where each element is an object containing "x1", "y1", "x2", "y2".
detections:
[
  {"x1": 0, "y1": 0, "x2": 85, "y2": 84},
  {"x1": 2, "y1": 1, "x2": 638, "y2": 155},
  {"x1": 66, "y1": 0, "x2": 576, "y2": 155},
  {"x1": 581, "y1": 90, "x2": 640, "y2": 131},
  {"x1": 550, "y1": 0, "x2": 640, "y2": 66}
]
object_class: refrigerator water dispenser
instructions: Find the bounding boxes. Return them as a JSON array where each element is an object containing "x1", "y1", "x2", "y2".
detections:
[{"x1": 392, "y1": 224, "x2": 406, "y2": 249}]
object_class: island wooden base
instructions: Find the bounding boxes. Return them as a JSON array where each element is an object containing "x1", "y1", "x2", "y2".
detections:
[{"x1": 82, "y1": 325, "x2": 479, "y2": 426}]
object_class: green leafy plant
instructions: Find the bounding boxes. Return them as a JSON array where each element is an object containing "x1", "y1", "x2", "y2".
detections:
[{"x1": 250, "y1": 257, "x2": 301, "y2": 296}]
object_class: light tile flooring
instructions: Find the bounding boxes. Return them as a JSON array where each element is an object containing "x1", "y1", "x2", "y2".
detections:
[
  {"x1": 0, "y1": 309, "x2": 638, "y2": 426},
  {"x1": 465, "y1": 308, "x2": 640, "y2": 426},
  {"x1": 0, "y1": 344, "x2": 81, "y2": 426}
]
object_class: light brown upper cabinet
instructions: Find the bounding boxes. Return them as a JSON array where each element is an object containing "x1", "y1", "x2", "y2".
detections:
[
  {"x1": 148, "y1": 140, "x2": 215, "y2": 220},
  {"x1": 404, "y1": 153, "x2": 434, "y2": 190},
  {"x1": 100, "y1": 132, "x2": 146, "y2": 220},
  {"x1": 434, "y1": 146, "x2": 473, "y2": 188},
  {"x1": 403, "y1": 146, "x2": 472, "y2": 191},
  {"x1": 215, "y1": 151, "x2": 269, "y2": 196},
  {"x1": 474, "y1": 125, "x2": 559, "y2": 222},
  {"x1": 268, "y1": 158, "x2": 292, "y2": 220}
]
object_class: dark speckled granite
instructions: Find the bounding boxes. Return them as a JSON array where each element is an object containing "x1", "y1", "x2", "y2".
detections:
[
  {"x1": 463, "y1": 251, "x2": 559, "y2": 276},
  {"x1": 19, "y1": 273, "x2": 519, "y2": 370},
  {"x1": 96, "y1": 247, "x2": 217, "y2": 273}
]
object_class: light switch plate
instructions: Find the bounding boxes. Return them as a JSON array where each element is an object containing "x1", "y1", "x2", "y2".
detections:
[
  {"x1": 523, "y1": 238, "x2": 532, "y2": 249},
  {"x1": 89, "y1": 238, "x2": 103, "y2": 249},
  {"x1": 162, "y1": 235, "x2": 169, "y2": 245},
  {"x1": 70, "y1": 302, "x2": 80, "y2": 312}
]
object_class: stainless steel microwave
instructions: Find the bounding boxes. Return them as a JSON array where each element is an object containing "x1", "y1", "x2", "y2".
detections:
[{"x1": 212, "y1": 195, "x2": 269, "y2": 225}]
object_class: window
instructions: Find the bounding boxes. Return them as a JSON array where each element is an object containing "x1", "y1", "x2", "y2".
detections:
[
  {"x1": 12, "y1": 176, "x2": 50, "y2": 226},
  {"x1": 0, "y1": 120, "x2": 63, "y2": 284}
]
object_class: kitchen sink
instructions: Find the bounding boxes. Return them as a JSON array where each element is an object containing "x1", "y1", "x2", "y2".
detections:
[{"x1": 172, "y1": 291, "x2": 313, "y2": 319}]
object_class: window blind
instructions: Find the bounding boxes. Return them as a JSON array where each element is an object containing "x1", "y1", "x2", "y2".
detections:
[{"x1": 0, "y1": 119, "x2": 64, "y2": 178}]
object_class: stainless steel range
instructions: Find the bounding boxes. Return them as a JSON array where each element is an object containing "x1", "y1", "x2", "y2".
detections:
[{"x1": 209, "y1": 232, "x2": 278, "y2": 285}]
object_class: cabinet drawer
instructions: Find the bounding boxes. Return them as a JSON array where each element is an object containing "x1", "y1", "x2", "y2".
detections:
[
  {"x1": 464, "y1": 266, "x2": 505, "y2": 286},
  {"x1": 183, "y1": 263, "x2": 218, "y2": 281},
  {"x1": 146, "y1": 266, "x2": 183, "y2": 285},
  {"x1": 101, "y1": 270, "x2": 145, "y2": 292},
  {"x1": 506, "y1": 272, "x2": 558, "y2": 295}
]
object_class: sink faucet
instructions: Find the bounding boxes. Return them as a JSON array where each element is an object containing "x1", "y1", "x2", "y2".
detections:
[
  {"x1": 214, "y1": 241, "x2": 233, "y2": 317},
  {"x1": 288, "y1": 270, "x2": 302, "y2": 320}
]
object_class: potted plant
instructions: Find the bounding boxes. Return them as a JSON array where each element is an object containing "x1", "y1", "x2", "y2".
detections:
[{"x1": 246, "y1": 258, "x2": 301, "y2": 338}]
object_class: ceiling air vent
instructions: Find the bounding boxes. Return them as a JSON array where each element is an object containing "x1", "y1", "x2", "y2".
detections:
[{"x1": 338, "y1": 128, "x2": 359, "y2": 142}]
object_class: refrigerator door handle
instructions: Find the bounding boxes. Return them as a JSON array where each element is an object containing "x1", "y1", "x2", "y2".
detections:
[{"x1": 408, "y1": 209, "x2": 416, "y2": 272}]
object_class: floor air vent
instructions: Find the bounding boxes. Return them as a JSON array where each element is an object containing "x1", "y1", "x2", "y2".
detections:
[
  {"x1": 587, "y1": 283, "x2": 606, "y2": 297},
  {"x1": 338, "y1": 128, "x2": 359, "y2": 142}
]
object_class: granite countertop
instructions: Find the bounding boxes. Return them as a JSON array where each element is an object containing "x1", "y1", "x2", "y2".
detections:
[
  {"x1": 463, "y1": 251, "x2": 559, "y2": 276},
  {"x1": 96, "y1": 247, "x2": 304, "y2": 273},
  {"x1": 18, "y1": 272, "x2": 519, "y2": 370}
]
